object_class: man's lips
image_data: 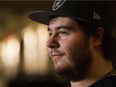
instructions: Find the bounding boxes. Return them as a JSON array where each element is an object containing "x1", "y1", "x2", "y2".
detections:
[
  {"x1": 51, "y1": 53, "x2": 64, "y2": 59},
  {"x1": 49, "y1": 49, "x2": 64, "y2": 60}
]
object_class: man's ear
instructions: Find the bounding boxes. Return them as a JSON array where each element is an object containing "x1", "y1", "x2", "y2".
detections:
[{"x1": 92, "y1": 27, "x2": 104, "y2": 46}]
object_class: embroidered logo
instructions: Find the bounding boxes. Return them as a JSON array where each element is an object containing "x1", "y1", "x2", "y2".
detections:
[
  {"x1": 52, "y1": 0, "x2": 66, "y2": 11},
  {"x1": 93, "y1": 12, "x2": 101, "y2": 20}
]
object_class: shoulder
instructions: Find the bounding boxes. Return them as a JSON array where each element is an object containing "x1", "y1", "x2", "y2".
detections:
[{"x1": 90, "y1": 76, "x2": 116, "y2": 87}]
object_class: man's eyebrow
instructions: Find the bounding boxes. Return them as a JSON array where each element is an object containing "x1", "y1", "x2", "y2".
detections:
[
  {"x1": 57, "y1": 25, "x2": 71, "y2": 30},
  {"x1": 47, "y1": 25, "x2": 71, "y2": 31}
]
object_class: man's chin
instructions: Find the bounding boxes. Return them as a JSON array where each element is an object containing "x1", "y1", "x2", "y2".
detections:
[{"x1": 54, "y1": 64, "x2": 70, "y2": 76}]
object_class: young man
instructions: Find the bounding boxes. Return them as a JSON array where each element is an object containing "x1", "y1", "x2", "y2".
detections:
[{"x1": 29, "y1": 1, "x2": 116, "y2": 87}]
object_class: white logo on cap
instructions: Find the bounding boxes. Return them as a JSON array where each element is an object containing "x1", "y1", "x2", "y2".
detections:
[
  {"x1": 52, "y1": 0, "x2": 66, "y2": 11},
  {"x1": 93, "y1": 12, "x2": 101, "y2": 20}
]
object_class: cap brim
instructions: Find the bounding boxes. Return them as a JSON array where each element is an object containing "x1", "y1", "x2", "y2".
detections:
[
  {"x1": 29, "y1": 11, "x2": 60, "y2": 25},
  {"x1": 29, "y1": 11, "x2": 87, "y2": 25}
]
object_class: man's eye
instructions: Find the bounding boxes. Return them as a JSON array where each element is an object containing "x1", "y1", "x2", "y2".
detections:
[{"x1": 59, "y1": 31, "x2": 68, "y2": 36}]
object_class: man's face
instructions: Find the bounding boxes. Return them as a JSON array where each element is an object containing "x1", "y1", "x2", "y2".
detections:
[{"x1": 47, "y1": 16, "x2": 93, "y2": 81}]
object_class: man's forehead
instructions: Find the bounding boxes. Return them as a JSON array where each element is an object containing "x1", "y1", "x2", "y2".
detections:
[
  {"x1": 49, "y1": 16, "x2": 77, "y2": 24},
  {"x1": 48, "y1": 16, "x2": 81, "y2": 31},
  {"x1": 49, "y1": 16, "x2": 66, "y2": 22},
  {"x1": 48, "y1": 17, "x2": 66, "y2": 29}
]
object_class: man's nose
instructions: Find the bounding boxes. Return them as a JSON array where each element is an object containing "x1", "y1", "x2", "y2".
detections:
[{"x1": 46, "y1": 37, "x2": 60, "y2": 49}]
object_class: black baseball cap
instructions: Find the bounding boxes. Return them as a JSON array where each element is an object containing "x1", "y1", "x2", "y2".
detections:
[{"x1": 29, "y1": 0, "x2": 114, "y2": 34}]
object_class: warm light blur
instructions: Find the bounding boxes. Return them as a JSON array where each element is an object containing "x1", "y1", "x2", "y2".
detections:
[
  {"x1": 1, "y1": 35, "x2": 20, "y2": 68},
  {"x1": 36, "y1": 24, "x2": 49, "y2": 74},
  {"x1": 0, "y1": 35, "x2": 20, "y2": 79},
  {"x1": 22, "y1": 24, "x2": 49, "y2": 75},
  {"x1": 23, "y1": 27, "x2": 38, "y2": 75}
]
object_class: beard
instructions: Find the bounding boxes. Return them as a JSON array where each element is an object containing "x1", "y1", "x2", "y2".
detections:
[{"x1": 53, "y1": 38, "x2": 93, "y2": 81}]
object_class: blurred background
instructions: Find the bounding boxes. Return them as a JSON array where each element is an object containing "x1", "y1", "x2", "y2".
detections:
[{"x1": 0, "y1": 1, "x2": 116, "y2": 87}]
